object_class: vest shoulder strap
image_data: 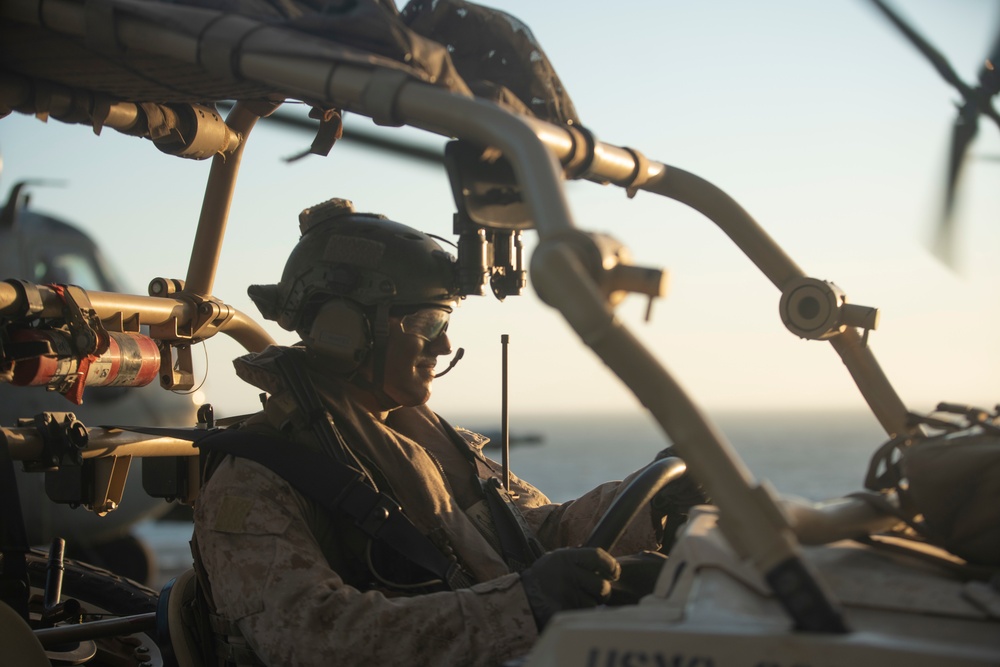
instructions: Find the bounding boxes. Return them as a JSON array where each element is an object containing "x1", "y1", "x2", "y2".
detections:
[{"x1": 199, "y1": 428, "x2": 471, "y2": 589}]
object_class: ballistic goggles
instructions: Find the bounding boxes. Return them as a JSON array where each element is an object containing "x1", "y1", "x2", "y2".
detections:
[{"x1": 397, "y1": 307, "x2": 450, "y2": 342}]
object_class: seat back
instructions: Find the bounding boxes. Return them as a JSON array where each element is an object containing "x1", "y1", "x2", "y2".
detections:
[
  {"x1": 0, "y1": 599, "x2": 50, "y2": 667},
  {"x1": 157, "y1": 568, "x2": 206, "y2": 667}
]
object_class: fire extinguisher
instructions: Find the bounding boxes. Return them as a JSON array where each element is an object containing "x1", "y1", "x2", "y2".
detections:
[{"x1": 9, "y1": 328, "x2": 161, "y2": 390}]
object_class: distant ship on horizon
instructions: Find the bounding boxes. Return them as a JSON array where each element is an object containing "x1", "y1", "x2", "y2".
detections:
[{"x1": 475, "y1": 429, "x2": 545, "y2": 449}]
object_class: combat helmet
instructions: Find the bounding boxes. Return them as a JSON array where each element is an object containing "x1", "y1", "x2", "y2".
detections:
[{"x1": 248, "y1": 198, "x2": 460, "y2": 376}]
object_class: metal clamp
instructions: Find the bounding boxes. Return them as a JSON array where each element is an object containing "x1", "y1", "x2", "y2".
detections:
[
  {"x1": 560, "y1": 124, "x2": 597, "y2": 180},
  {"x1": 197, "y1": 13, "x2": 266, "y2": 81},
  {"x1": 29, "y1": 412, "x2": 131, "y2": 515},
  {"x1": 2, "y1": 279, "x2": 45, "y2": 318},
  {"x1": 362, "y1": 69, "x2": 411, "y2": 127},
  {"x1": 779, "y1": 277, "x2": 880, "y2": 342},
  {"x1": 621, "y1": 146, "x2": 651, "y2": 199},
  {"x1": 25, "y1": 412, "x2": 88, "y2": 472},
  {"x1": 53, "y1": 284, "x2": 110, "y2": 358}
]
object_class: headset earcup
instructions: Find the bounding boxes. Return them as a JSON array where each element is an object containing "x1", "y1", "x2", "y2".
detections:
[{"x1": 305, "y1": 300, "x2": 370, "y2": 372}]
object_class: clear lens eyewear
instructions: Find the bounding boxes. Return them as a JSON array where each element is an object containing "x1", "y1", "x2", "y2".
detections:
[{"x1": 399, "y1": 308, "x2": 450, "y2": 342}]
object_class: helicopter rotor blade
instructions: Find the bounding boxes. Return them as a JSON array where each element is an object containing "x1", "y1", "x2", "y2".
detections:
[
  {"x1": 867, "y1": 0, "x2": 974, "y2": 99},
  {"x1": 865, "y1": 0, "x2": 1000, "y2": 269},
  {"x1": 271, "y1": 110, "x2": 444, "y2": 167},
  {"x1": 978, "y1": 20, "x2": 1000, "y2": 97},
  {"x1": 977, "y1": 21, "x2": 1000, "y2": 133},
  {"x1": 934, "y1": 107, "x2": 980, "y2": 266},
  {"x1": 216, "y1": 101, "x2": 444, "y2": 167}
]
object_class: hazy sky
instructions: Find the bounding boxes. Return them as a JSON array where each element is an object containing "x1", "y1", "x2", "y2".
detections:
[{"x1": 1, "y1": 0, "x2": 998, "y2": 429}]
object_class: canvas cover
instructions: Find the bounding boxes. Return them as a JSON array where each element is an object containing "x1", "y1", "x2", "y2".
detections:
[
  {"x1": 0, "y1": 0, "x2": 578, "y2": 126},
  {"x1": 866, "y1": 424, "x2": 1000, "y2": 566}
]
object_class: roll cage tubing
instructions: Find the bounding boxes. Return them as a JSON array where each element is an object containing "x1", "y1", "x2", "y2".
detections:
[{"x1": 1, "y1": 0, "x2": 915, "y2": 622}]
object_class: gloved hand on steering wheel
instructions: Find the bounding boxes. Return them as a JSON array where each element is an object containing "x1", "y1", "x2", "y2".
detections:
[
  {"x1": 651, "y1": 447, "x2": 711, "y2": 551},
  {"x1": 519, "y1": 547, "x2": 621, "y2": 630}
]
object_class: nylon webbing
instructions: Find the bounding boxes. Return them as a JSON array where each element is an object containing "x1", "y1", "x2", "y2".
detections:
[
  {"x1": 117, "y1": 425, "x2": 467, "y2": 589},
  {"x1": 481, "y1": 477, "x2": 545, "y2": 571}
]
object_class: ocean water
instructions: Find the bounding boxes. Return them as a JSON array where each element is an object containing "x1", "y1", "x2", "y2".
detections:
[
  {"x1": 466, "y1": 409, "x2": 887, "y2": 503},
  {"x1": 137, "y1": 408, "x2": 890, "y2": 586}
]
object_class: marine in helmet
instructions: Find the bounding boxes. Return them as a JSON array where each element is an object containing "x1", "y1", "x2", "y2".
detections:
[{"x1": 192, "y1": 199, "x2": 685, "y2": 666}]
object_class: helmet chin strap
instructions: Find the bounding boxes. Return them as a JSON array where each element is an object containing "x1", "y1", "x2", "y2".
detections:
[
  {"x1": 339, "y1": 302, "x2": 398, "y2": 412},
  {"x1": 371, "y1": 302, "x2": 391, "y2": 391},
  {"x1": 352, "y1": 305, "x2": 462, "y2": 410}
]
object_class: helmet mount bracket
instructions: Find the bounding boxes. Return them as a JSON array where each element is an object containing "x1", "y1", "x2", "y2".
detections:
[{"x1": 444, "y1": 141, "x2": 529, "y2": 301}]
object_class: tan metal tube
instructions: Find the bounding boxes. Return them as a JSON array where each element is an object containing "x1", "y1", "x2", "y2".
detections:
[
  {"x1": 514, "y1": 121, "x2": 909, "y2": 439},
  {"x1": 530, "y1": 241, "x2": 802, "y2": 573},
  {"x1": 780, "y1": 493, "x2": 903, "y2": 545},
  {"x1": 829, "y1": 329, "x2": 911, "y2": 437},
  {"x1": 363, "y1": 75, "x2": 813, "y2": 572},
  {"x1": 639, "y1": 168, "x2": 910, "y2": 437},
  {"x1": 184, "y1": 101, "x2": 276, "y2": 297},
  {"x1": 639, "y1": 167, "x2": 806, "y2": 289},
  {"x1": 395, "y1": 87, "x2": 908, "y2": 437},
  {"x1": 34, "y1": 612, "x2": 157, "y2": 645},
  {"x1": 222, "y1": 309, "x2": 276, "y2": 353},
  {"x1": 0, "y1": 0, "x2": 895, "y2": 593},
  {"x1": 0, "y1": 285, "x2": 274, "y2": 352},
  {"x1": 395, "y1": 87, "x2": 575, "y2": 236},
  {"x1": 0, "y1": 285, "x2": 189, "y2": 321},
  {"x1": 2, "y1": 427, "x2": 199, "y2": 460},
  {"x1": 0, "y1": 281, "x2": 21, "y2": 315}
]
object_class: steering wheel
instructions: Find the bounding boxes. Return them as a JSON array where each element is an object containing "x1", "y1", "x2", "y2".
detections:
[{"x1": 583, "y1": 456, "x2": 687, "y2": 552}]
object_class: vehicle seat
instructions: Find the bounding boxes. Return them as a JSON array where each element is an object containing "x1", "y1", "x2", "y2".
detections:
[
  {"x1": 0, "y1": 600, "x2": 49, "y2": 667},
  {"x1": 157, "y1": 568, "x2": 206, "y2": 667}
]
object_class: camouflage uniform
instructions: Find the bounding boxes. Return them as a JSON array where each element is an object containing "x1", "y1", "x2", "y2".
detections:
[{"x1": 194, "y1": 347, "x2": 661, "y2": 666}]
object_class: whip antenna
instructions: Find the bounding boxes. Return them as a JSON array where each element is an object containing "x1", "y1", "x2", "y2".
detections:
[{"x1": 501, "y1": 334, "x2": 510, "y2": 492}]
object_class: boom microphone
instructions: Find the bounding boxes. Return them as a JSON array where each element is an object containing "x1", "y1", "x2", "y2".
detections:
[{"x1": 434, "y1": 348, "x2": 465, "y2": 378}]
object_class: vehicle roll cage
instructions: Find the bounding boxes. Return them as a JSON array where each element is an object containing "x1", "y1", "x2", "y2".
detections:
[{"x1": 0, "y1": 0, "x2": 916, "y2": 633}]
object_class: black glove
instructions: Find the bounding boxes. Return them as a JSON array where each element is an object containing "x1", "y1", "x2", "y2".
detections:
[
  {"x1": 651, "y1": 447, "x2": 710, "y2": 552},
  {"x1": 519, "y1": 547, "x2": 621, "y2": 630},
  {"x1": 651, "y1": 447, "x2": 711, "y2": 510},
  {"x1": 608, "y1": 551, "x2": 669, "y2": 606}
]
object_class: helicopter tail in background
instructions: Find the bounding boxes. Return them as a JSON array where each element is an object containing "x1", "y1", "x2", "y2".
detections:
[{"x1": 0, "y1": 182, "x2": 198, "y2": 584}]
